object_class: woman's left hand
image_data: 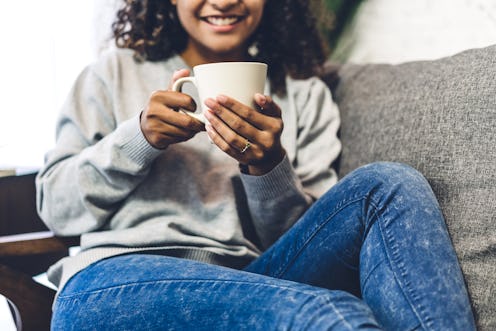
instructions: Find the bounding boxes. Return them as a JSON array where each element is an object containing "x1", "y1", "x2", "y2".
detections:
[{"x1": 204, "y1": 93, "x2": 286, "y2": 176}]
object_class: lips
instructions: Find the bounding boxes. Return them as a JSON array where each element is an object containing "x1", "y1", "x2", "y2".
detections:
[{"x1": 202, "y1": 16, "x2": 244, "y2": 26}]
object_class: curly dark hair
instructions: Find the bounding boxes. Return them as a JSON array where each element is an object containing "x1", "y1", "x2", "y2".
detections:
[{"x1": 112, "y1": 0, "x2": 331, "y2": 95}]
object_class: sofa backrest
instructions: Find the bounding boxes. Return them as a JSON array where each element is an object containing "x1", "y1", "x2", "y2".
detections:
[{"x1": 331, "y1": 45, "x2": 496, "y2": 330}]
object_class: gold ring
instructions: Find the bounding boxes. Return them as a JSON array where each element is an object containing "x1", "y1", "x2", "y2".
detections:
[{"x1": 240, "y1": 141, "x2": 251, "y2": 154}]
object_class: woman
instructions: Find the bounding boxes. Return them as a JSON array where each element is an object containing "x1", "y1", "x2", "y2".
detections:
[{"x1": 36, "y1": 0, "x2": 475, "y2": 329}]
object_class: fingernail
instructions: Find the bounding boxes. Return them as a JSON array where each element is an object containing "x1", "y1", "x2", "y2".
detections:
[
  {"x1": 256, "y1": 93, "x2": 267, "y2": 105},
  {"x1": 174, "y1": 68, "x2": 187, "y2": 77},
  {"x1": 204, "y1": 98, "x2": 215, "y2": 108},
  {"x1": 217, "y1": 95, "x2": 228, "y2": 103},
  {"x1": 173, "y1": 70, "x2": 181, "y2": 79}
]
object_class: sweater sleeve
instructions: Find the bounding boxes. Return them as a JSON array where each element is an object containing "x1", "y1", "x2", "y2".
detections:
[
  {"x1": 240, "y1": 77, "x2": 341, "y2": 248},
  {"x1": 36, "y1": 66, "x2": 162, "y2": 236}
]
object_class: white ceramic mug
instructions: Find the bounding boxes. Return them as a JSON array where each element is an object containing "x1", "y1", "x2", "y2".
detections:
[{"x1": 172, "y1": 62, "x2": 268, "y2": 123}]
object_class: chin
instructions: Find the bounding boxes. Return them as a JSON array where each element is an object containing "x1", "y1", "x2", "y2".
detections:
[{"x1": 208, "y1": 46, "x2": 246, "y2": 60}]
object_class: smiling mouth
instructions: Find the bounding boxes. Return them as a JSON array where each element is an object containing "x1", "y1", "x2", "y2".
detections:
[{"x1": 202, "y1": 16, "x2": 244, "y2": 26}]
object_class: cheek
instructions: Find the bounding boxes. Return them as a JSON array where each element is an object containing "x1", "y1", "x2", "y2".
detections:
[
  {"x1": 176, "y1": 12, "x2": 198, "y2": 37},
  {"x1": 175, "y1": 4, "x2": 196, "y2": 28},
  {"x1": 249, "y1": 10, "x2": 264, "y2": 34}
]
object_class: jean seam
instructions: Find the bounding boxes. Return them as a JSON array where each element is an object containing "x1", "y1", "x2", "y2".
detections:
[
  {"x1": 274, "y1": 194, "x2": 365, "y2": 279},
  {"x1": 57, "y1": 277, "x2": 331, "y2": 301},
  {"x1": 57, "y1": 279, "x2": 361, "y2": 330},
  {"x1": 326, "y1": 300, "x2": 355, "y2": 331},
  {"x1": 268, "y1": 184, "x2": 431, "y2": 329},
  {"x1": 373, "y1": 198, "x2": 432, "y2": 330}
]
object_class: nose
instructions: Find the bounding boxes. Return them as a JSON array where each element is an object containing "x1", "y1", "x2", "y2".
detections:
[{"x1": 207, "y1": 0, "x2": 241, "y2": 11}]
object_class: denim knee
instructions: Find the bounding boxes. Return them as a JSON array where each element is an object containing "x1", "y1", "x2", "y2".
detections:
[
  {"x1": 354, "y1": 161, "x2": 425, "y2": 182},
  {"x1": 344, "y1": 162, "x2": 432, "y2": 196}
]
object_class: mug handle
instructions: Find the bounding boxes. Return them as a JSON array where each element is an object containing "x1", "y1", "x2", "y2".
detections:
[{"x1": 171, "y1": 77, "x2": 206, "y2": 123}]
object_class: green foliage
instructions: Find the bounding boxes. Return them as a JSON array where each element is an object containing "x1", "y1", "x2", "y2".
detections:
[
  {"x1": 325, "y1": 0, "x2": 348, "y2": 11},
  {"x1": 321, "y1": 0, "x2": 364, "y2": 51}
]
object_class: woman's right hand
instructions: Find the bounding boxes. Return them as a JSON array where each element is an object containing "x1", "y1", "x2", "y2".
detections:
[{"x1": 140, "y1": 69, "x2": 205, "y2": 149}]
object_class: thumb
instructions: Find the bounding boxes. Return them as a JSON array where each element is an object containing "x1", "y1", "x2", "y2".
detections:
[
  {"x1": 255, "y1": 94, "x2": 281, "y2": 118},
  {"x1": 168, "y1": 68, "x2": 191, "y2": 90}
]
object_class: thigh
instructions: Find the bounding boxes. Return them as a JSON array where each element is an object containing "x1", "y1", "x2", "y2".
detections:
[
  {"x1": 245, "y1": 162, "x2": 475, "y2": 331},
  {"x1": 244, "y1": 164, "x2": 373, "y2": 295},
  {"x1": 52, "y1": 254, "x2": 381, "y2": 331}
]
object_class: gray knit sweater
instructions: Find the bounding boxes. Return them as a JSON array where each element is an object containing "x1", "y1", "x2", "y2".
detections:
[{"x1": 36, "y1": 49, "x2": 341, "y2": 290}]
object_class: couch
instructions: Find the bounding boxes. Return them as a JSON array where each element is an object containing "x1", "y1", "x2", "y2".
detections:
[
  {"x1": 326, "y1": 44, "x2": 496, "y2": 330},
  {"x1": 1, "y1": 45, "x2": 494, "y2": 330}
]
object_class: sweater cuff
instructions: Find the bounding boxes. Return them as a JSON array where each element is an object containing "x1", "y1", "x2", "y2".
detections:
[
  {"x1": 240, "y1": 155, "x2": 302, "y2": 201},
  {"x1": 118, "y1": 115, "x2": 163, "y2": 167}
]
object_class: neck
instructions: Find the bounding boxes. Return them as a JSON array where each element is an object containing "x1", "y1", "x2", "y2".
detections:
[{"x1": 180, "y1": 43, "x2": 248, "y2": 67}]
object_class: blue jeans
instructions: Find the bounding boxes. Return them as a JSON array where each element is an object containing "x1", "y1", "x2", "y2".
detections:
[{"x1": 51, "y1": 162, "x2": 475, "y2": 330}]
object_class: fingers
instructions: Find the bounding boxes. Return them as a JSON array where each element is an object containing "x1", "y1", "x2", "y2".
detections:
[
  {"x1": 203, "y1": 93, "x2": 285, "y2": 170},
  {"x1": 205, "y1": 116, "x2": 285, "y2": 176},
  {"x1": 254, "y1": 93, "x2": 281, "y2": 118},
  {"x1": 141, "y1": 68, "x2": 207, "y2": 149},
  {"x1": 141, "y1": 107, "x2": 203, "y2": 149},
  {"x1": 205, "y1": 112, "x2": 254, "y2": 153},
  {"x1": 205, "y1": 121, "x2": 260, "y2": 162},
  {"x1": 204, "y1": 94, "x2": 283, "y2": 147},
  {"x1": 145, "y1": 98, "x2": 203, "y2": 132},
  {"x1": 207, "y1": 94, "x2": 281, "y2": 130},
  {"x1": 151, "y1": 90, "x2": 197, "y2": 114},
  {"x1": 140, "y1": 90, "x2": 204, "y2": 149},
  {"x1": 142, "y1": 115, "x2": 196, "y2": 144}
]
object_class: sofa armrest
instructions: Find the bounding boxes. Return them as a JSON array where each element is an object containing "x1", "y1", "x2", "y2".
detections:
[
  {"x1": 0, "y1": 173, "x2": 79, "y2": 276},
  {"x1": 0, "y1": 263, "x2": 55, "y2": 331},
  {"x1": 0, "y1": 173, "x2": 80, "y2": 330},
  {"x1": 0, "y1": 232, "x2": 74, "y2": 276}
]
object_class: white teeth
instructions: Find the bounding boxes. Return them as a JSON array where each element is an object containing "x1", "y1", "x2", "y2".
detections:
[{"x1": 206, "y1": 16, "x2": 239, "y2": 26}]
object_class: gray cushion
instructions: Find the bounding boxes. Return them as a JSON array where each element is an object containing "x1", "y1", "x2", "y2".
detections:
[{"x1": 334, "y1": 45, "x2": 496, "y2": 330}]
